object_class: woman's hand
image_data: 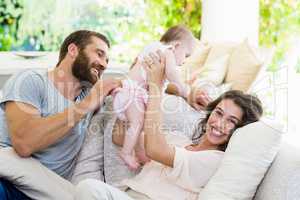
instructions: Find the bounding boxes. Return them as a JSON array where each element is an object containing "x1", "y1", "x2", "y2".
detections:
[{"x1": 143, "y1": 50, "x2": 166, "y2": 89}]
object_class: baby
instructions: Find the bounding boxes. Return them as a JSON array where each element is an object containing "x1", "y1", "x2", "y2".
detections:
[{"x1": 113, "y1": 25, "x2": 198, "y2": 170}]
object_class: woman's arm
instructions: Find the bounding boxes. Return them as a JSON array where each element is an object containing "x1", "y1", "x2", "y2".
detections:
[{"x1": 143, "y1": 51, "x2": 175, "y2": 167}]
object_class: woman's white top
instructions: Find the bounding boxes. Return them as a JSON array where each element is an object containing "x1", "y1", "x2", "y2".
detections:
[{"x1": 123, "y1": 133, "x2": 224, "y2": 200}]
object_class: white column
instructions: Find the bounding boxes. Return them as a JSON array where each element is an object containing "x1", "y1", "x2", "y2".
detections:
[
  {"x1": 286, "y1": 38, "x2": 300, "y2": 145},
  {"x1": 201, "y1": 0, "x2": 259, "y2": 46}
]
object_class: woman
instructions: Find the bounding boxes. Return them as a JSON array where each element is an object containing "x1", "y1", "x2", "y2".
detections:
[{"x1": 75, "y1": 51, "x2": 263, "y2": 200}]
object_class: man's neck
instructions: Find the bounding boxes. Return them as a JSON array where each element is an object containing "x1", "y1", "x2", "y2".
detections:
[{"x1": 48, "y1": 63, "x2": 82, "y2": 101}]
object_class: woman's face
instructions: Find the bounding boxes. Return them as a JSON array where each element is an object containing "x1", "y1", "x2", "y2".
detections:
[{"x1": 205, "y1": 99, "x2": 243, "y2": 146}]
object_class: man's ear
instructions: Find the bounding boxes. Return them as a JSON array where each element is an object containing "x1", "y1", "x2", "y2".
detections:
[{"x1": 67, "y1": 43, "x2": 79, "y2": 59}]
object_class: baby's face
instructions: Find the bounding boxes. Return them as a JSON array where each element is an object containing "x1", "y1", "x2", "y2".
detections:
[{"x1": 173, "y1": 38, "x2": 197, "y2": 66}]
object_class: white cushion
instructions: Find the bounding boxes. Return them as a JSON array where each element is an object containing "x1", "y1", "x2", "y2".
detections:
[
  {"x1": 198, "y1": 119, "x2": 284, "y2": 200},
  {"x1": 193, "y1": 42, "x2": 236, "y2": 85},
  {"x1": 161, "y1": 94, "x2": 205, "y2": 138},
  {"x1": 0, "y1": 147, "x2": 74, "y2": 200},
  {"x1": 180, "y1": 42, "x2": 211, "y2": 84},
  {"x1": 195, "y1": 54, "x2": 230, "y2": 85}
]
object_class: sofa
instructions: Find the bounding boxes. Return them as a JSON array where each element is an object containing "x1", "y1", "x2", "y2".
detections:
[
  {"x1": 254, "y1": 139, "x2": 300, "y2": 200},
  {"x1": 0, "y1": 39, "x2": 299, "y2": 199},
  {"x1": 0, "y1": 91, "x2": 299, "y2": 200}
]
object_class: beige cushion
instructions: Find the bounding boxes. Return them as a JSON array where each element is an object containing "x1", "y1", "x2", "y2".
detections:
[
  {"x1": 195, "y1": 54, "x2": 230, "y2": 85},
  {"x1": 0, "y1": 147, "x2": 75, "y2": 200},
  {"x1": 247, "y1": 47, "x2": 274, "y2": 93},
  {"x1": 225, "y1": 39, "x2": 263, "y2": 92},
  {"x1": 193, "y1": 42, "x2": 236, "y2": 85},
  {"x1": 198, "y1": 119, "x2": 283, "y2": 200},
  {"x1": 180, "y1": 42, "x2": 211, "y2": 84}
]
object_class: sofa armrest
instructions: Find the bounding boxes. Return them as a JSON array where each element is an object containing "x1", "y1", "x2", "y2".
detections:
[{"x1": 254, "y1": 141, "x2": 300, "y2": 200}]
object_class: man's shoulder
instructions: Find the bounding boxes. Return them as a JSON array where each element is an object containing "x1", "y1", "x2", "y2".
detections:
[
  {"x1": 5, "y1": 69, "x2": 46, "y2": 87},
  {"x1": 12, "y1": 69, "x2": 45, "y2": 80},
  {"x1": 1, "y1": 69, "x2": 47, "y2": 99}
]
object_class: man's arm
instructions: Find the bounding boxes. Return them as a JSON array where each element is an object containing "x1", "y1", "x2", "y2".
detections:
[
  {"x1": 5, "y1": 79, "x2": 120, "y2": 157},
  {"x1": 186, "y1": 86, "x2": 212, "y2": 110},
  {"x1": 165, "y1": 83, "x2": 211, "y2": 111}
]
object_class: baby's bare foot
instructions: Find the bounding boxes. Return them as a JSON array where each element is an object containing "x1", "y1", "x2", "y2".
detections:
[
  {"x1": 136, "y1": 150, "x2": 150, "y2": 164},
  {"x1": 119, "y1": 151, "x2": 140, "y2": 171}
]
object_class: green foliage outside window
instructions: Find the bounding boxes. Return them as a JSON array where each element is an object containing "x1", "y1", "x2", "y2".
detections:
[
  {"x1": 145, "y1": 0, "x2": 202, "y2": 38},
  {"x1": 259, "y1": 0, "x2": 300, "y2": 71},
  {"x1": 0, "y1": 0, "x2": 23, "y2": 50},
  {"x1": 0, "y1": 0, "x2": 299, "y2": 71}
]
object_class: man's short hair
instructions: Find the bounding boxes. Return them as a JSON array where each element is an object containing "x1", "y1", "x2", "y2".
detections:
[{"x1": 57, "y1": 30, "x2": 110, "y2": 66}]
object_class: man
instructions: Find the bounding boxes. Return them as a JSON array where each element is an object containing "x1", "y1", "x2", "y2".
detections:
[{"x1": 0, "y1": 30, "x2": 120, "y2": 199}]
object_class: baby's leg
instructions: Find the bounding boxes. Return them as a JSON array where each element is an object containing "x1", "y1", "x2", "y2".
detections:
[
  {"x1": 120, "y1": 101, "x2": 145, "y2": 170},
  {"x1": 135, "y1": 131, "x2": 150, "y2": 164}
]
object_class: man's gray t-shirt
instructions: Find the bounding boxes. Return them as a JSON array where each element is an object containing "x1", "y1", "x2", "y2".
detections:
[{"x1": 0, "y1": 69, "x2": 92, "y2": 179}]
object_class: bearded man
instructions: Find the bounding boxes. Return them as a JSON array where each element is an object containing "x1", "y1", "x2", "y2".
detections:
[{"x1": 0, "y1": 30, "x2": 120, "y2": 199}]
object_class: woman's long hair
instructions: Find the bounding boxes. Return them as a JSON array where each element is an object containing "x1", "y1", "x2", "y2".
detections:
[{"x1": 192, "y1": 90, "x2": 263, "y2": 151}]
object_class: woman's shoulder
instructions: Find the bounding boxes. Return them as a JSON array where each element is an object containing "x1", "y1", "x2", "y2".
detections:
[
  {"x1": 174, "y1": 147, "x2": 224, "y2": 165},
  {"x1": 164, "y1": 131, "x2": 192, "y2": 147}
]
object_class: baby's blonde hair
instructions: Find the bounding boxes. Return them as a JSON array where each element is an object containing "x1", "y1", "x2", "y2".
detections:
[{"x1": 160, "y1": 25, "x2": 194, "y2": 44}]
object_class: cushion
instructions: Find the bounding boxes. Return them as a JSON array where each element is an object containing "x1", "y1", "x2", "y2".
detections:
[
  {"x1": 194, "y1": 54, "x2": 230, "y2": 85},
  {"x1": 161, "y1": 94, "x2": 205, "y2": 138},
  {"x1": 224, "y1": 39, "x2": 263, "y2": 92},
  {"x1": 102, "y1": 97, "x2": 137, "y2": 189},
  {"x1": 180, "y1": 41, "x2": 211, "y2": 84},
  {"x1": 0, "y1": 147, "x2": 74, "y2": 200},
  {"x1": 247, "y1": 47, "x2": 275, "y2": 93},
  {"x1": 198, "y1": 119, "x2": 284, "y2": 200},
  {"x1": 192, "y1": 42, "x2": 236, "y2": 85},
  {"x1": 70, "y1": 108, "x2": 105, "y2": 185}
]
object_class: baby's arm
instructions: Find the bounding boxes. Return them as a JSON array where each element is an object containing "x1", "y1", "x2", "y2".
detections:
[{"x1": 164, "y1": 49, "x2": 190, "y2": 98}]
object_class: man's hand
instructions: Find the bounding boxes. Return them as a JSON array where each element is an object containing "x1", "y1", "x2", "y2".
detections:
[
  {"x1": 187, "y1": 86, "x2": 212, "y2": 111},
  {"x1": 79, "y1": 78, "x2": 121, "y2": 113}
]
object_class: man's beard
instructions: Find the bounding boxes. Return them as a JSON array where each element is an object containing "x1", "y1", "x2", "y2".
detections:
[{"x1": 72, "y1": 51, "x2": 103, "y2": 87}]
